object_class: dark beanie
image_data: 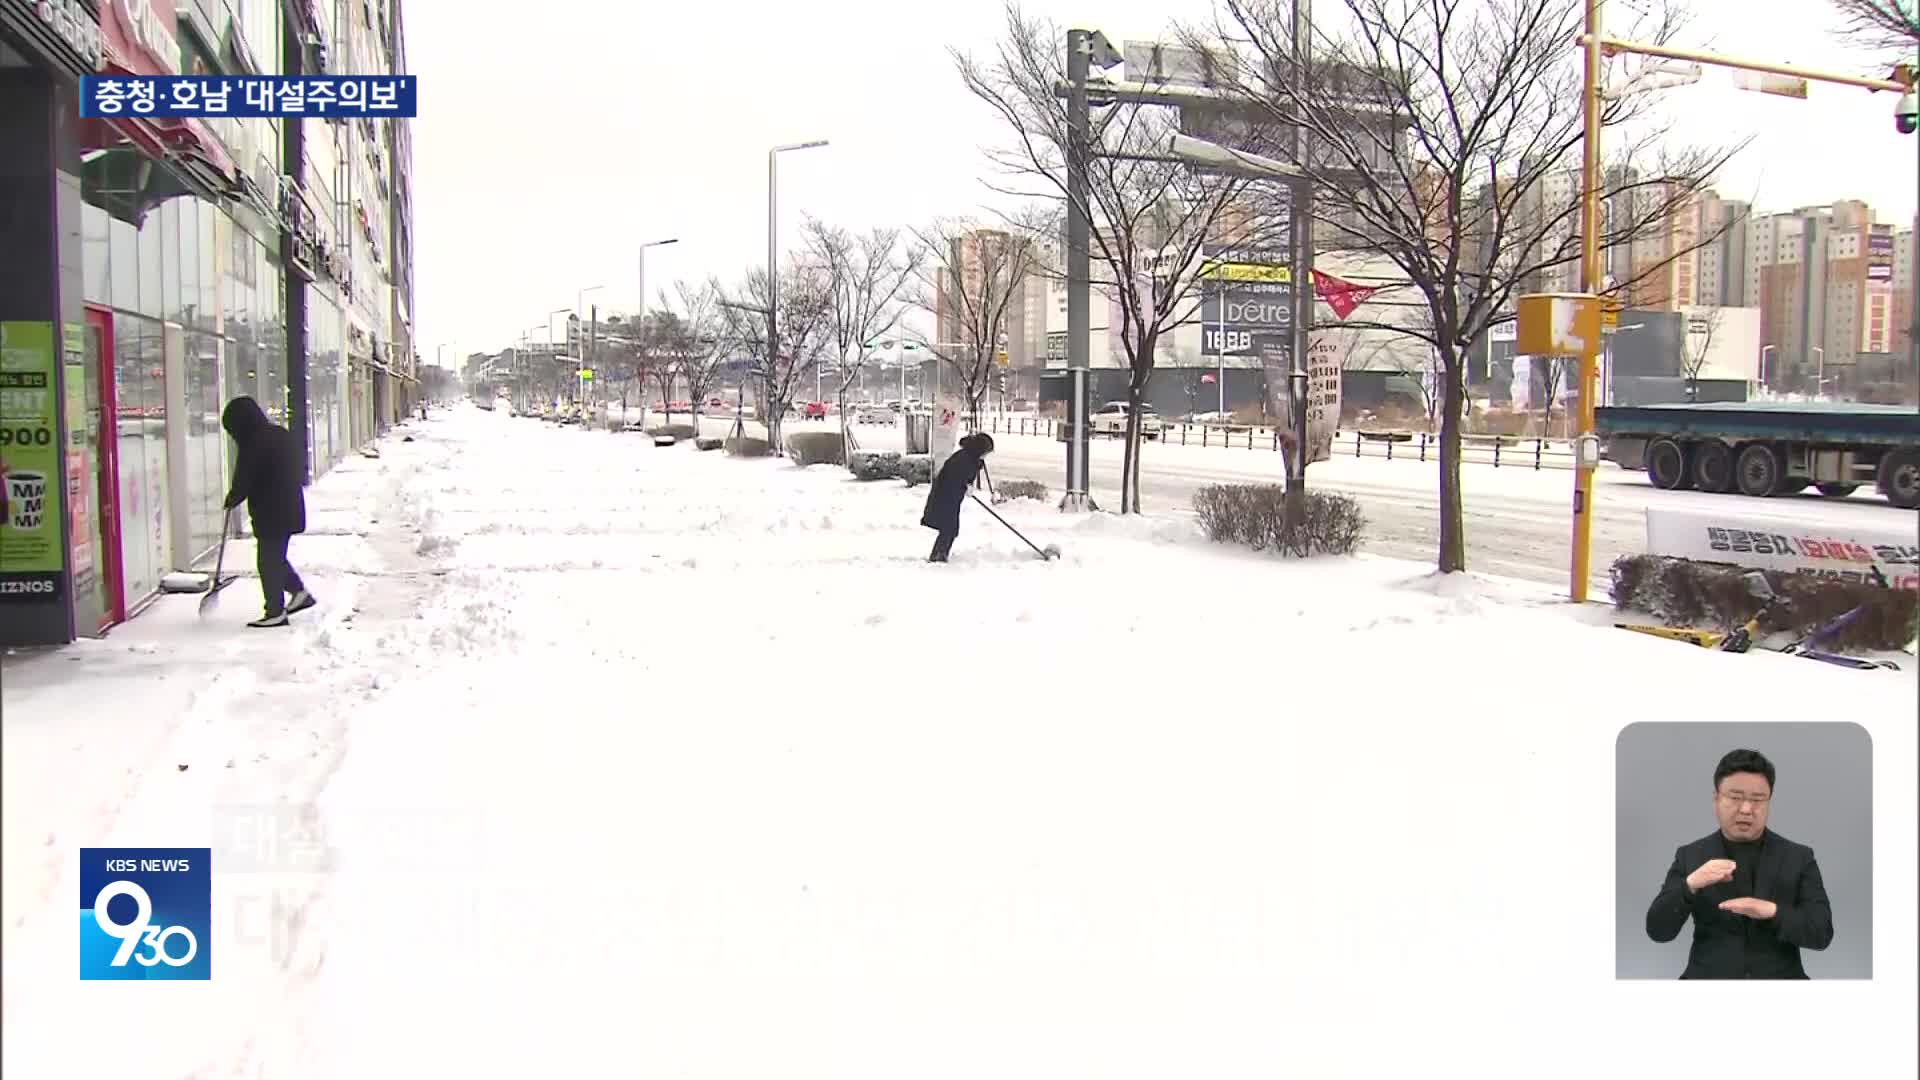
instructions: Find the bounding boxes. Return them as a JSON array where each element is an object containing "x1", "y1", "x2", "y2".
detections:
[{"x1": 967, "y1": 432, "x2": 995, "y2": 454}]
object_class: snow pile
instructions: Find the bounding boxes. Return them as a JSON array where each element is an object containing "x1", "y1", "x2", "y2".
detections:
[{"x1": 2, "y1": 405, "x2": 1913, "y2": 1079}]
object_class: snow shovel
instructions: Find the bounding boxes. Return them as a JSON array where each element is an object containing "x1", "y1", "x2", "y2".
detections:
[
  {"x1": 968, "y1": 491, "x2": 1060, "y2": 561},
  {"x1": 199, "y1": 509, "x2": 239, "y2": 617}
]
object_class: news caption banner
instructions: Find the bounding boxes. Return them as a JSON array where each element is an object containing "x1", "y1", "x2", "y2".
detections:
[
  {"x1": 79, "y1": 76, "x2": 418, "y2": 118},
  {"x1": 79, "y1": 848, "x2": 211, "y2": 980},
  {"x1": 1644, "y1": 507, "x2": 1920, "y2": 590}
]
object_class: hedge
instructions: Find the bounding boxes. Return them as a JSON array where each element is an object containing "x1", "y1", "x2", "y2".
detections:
[
  {"x1": 994, "y1": 479, "x2": 1047, "y2": 503},
  {"x1": 787, "y1": 431, "x2": 847, "y2": 467},
  {"x1": 724, "y1": 436, "x2": 772, "y2": 458},
  {"x1": 1192, "y1": 483, "x2": 1367, "y2": 557},
  {"x1": 694, "y1": 436, "x2": 723, "y2": 451},
  {"x1": 647, "y1": 424, "x2": 698, "y2": 440},
  {"x1": 1610, "y1": 554, "x2": 1919, "y2": 653}
]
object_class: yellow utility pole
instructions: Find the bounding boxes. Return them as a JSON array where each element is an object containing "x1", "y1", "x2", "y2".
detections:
[
  {"x1": 1565, "y1": 19, "x2": 1915, "y2": 604},
  {"x1": 1571, "y1": 0, "x2": 1605, "y2": 604}
]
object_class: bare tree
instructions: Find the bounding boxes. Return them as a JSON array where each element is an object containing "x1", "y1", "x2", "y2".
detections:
[
  {"x1": 911, "y1": 215, "x2": 1042, "y2": 429},
  {"x1": 957, "y1": 4, "x2": 1261, "y2": 514},
  {"x1": 805, "y1": 220, "x2": 925, "y2": 453},
  {"x1": 1679, "y1": 306, "x2": 1723, "y2": 402},
  {"x1": 1188, "y1": 0, "x2": 1740, "y2": 571},
  {"x1": 1829, "y1": 0, "x2": 1920, "y2": 54},
  {"x1": 718, "y1": 262, "x2": 835, "y2": 453}
]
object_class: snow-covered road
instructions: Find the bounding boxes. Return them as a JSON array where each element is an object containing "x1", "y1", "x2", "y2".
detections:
[
  {"x1": 3, "y1": 405, "x2": 1913, "y2": 1078},
  {"x1": 648, "y1": 411, "x2": 1912, "y2": 590}
]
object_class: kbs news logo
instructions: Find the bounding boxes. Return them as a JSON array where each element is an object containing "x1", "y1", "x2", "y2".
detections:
[{"x1": 79, "y1": 848, "x2": 211, "y2": 980}]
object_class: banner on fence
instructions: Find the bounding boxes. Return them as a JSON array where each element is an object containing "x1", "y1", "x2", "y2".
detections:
[{"x1": 1644, "y1": 507, "x2": 1920, "y2": 590}]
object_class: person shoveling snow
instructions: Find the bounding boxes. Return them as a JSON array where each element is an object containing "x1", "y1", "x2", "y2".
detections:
[
  {"x1": 921, "y1": 432, "x2": 994, "y2": 563},
  {"x1": 221, "y1": 396, "x2": 316, "y2": 627}
]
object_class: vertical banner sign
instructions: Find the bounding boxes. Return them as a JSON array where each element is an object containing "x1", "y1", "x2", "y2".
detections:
[
  {"x1": 1304, "y1": 332, "x2": 1343, "y2": 462},
  {"x1": 1260, "y1": 341, "x2": 1292, "y2": 448},
  {"x1": 0, "y1": 322, "x2": 68, "y2": 601},
  {"x1": 929, "y1": 362, "x2": 963, "y2": 476}
]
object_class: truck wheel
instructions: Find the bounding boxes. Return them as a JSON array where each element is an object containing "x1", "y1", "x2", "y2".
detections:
[
  {"x1": 1815, "y1": 483, "x2": 1858, "y2": 498},
  {"x1": 1734, "y1": 443, "x2": 1782, "y2": 498},
  {"x1": 1878, "y1": 449, "x2": 1920, "y2": 509},
  {"x1": 1692, "y1": 440, "x2": 1735, "y2": 493},
  {"x1": 1646, "y1": 438, "x2": 1692, "y2": 490}
]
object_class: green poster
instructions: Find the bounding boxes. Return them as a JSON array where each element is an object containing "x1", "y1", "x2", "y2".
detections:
[{"x1": 0, "y1": 322, "x2": 66, "y2": 590}]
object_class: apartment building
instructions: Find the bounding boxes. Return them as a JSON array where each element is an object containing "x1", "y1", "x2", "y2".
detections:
[{"x1": 1745, "y1": 201, "x2": 1891, "y2": 390}]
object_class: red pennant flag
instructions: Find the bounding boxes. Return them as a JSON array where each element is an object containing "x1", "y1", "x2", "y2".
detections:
[{"x1": 1313, "y1": 272, "x2": 1379, "y2": 320}]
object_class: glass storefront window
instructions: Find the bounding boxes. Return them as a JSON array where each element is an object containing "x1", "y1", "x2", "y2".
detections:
[
  {"x1": 83, "y1": 202, "x2": 111, "y2": 307},
  {"x1": 162, "y1": 200, "x2": 183, "y2": 323},
  {"x1": 200, "y1": 201, "x2": 218, "y2": 331},
  {"x1": 186, "y1": 330, "x2": 224, "y2": 562},
  {"x1": 136, "y1": 208, "x2": 162, "y2": 320},
  {"x1": 110, "y1": 217, "x2": 138, "y2": 315},
  {"x1": 175, "y1": 199, "x2": 197, "y2": 328}
]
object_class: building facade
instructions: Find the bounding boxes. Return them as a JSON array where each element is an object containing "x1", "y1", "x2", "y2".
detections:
[{"x1": 0, "y1": 0, "x2": 414, "y2": 649}]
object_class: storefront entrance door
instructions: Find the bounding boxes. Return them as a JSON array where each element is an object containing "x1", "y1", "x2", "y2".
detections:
[{"x1": 82, "y1": 306, "x2": 123, "y2": 629}]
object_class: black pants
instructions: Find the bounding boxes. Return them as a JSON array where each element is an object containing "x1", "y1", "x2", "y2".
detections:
[
  {"x1": 256, "y1": 531, "x2": 307, "y2": 615},
  {"x1": 929, "y1": 528, "x2": 958, "y2": 562}
]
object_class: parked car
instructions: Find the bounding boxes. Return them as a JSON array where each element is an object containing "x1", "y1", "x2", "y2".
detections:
[
  {"x1": 800, "y1": 401, "x2": 829, "y2": 420},
  {"x1": 1090, "y1": 400, "x2": 1162, "y2": 439},
  {"x1": 856, "y1": 403, "x2": 896, "y2": 425}
]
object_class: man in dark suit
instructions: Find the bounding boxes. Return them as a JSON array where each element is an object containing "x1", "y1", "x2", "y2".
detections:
[
  {"x1": 1645, "y1": 748, "x2": 1834, "y2": 978},
  {"x1": 221, "y1": 396, "x2": 314, "y2": 628}
]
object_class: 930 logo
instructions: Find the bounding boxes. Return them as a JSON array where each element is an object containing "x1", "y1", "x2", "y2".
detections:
[{"x1": 79, "y1": 848, "x2": 211, "y2": 980}]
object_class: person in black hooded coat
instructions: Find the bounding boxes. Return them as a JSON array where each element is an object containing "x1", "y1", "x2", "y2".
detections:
[
  {"x1": 921, "y1": 432, "x2": 993, "y2": 562},
  {"x1": 221, "y1": 396, "x2": 313, "y2": 627}
]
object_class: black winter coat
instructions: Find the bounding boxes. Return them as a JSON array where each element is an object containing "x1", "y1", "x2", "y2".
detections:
[
  {"x1": 921, "y1": 448, "x2": 984, "y2": 533},
  {"x1": 1644, "y1": 828, "x2": 1834, "y2": 979},
  {"x1": 222, "y1": 397, "x2": 307, "y2": 536}
]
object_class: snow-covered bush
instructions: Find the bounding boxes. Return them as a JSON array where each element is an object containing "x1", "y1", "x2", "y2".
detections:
[
  {"x1": 994, "y1": 479, "x2": 1047, "y2": 503},
  {"x1": 848, "y1": 450, "x2": 902, "y2": 482},
  {"x1": 787, "y1": 431, "x2": 846, "y2": 468},
  {"x1": 648, "y1": 424, "x2": 698, "y2": 440},
  {"x1": 724, "y1": 436, "x2": 771, "y2": 458},
  {"x1": 694, "y1": 436, "x2": 723, "y2": 451},
  {"x1": 900, "y1": 454, "x2": 932, "y2": 487},
  {"x1": 1610, "y1": 554, "x2": 1918, "y2": 652},
  {"x1": 1192, "y1": 484, "x2": 1366, "y2": 557}
]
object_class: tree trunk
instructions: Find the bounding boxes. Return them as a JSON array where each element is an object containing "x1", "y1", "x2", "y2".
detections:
[
  {"x1": 1122, "y1": 377, "x2": 1150, "y2": 515},
  {"x1": 1436, "y1": 357, "x2": 1468, "y2": 573},
  {"x1": 838, "y1": 386, "x2": 853, "y2": 457}
]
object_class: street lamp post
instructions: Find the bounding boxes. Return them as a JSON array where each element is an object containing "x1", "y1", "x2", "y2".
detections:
[
  {"x1": 767, "y1": 140, "x2": 829, "y2": 436},
  {"x1": 1812, "y1": 346, "x2": 1824, "y2": 394},
  {"x1": 638, "y1": 237, "x2": 680, "y2": 337},
  {"x1": 1760, "y1": 344, "x2": 1775, "y2": 393}
]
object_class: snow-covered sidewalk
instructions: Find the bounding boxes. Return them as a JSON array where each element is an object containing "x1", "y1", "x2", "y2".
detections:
[{"x1": 3, "y1": 405, "x2": 1913, "y2": 1078}]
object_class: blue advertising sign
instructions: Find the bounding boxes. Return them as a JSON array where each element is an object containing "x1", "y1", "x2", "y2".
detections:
[{"x1": 80, "y1": 75, "x2": 417, "y2": 118}]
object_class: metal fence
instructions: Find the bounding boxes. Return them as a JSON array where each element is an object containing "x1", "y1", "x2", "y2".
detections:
[{"x1": 978, "y1": 415, "x2": 1578, "y2": 470}]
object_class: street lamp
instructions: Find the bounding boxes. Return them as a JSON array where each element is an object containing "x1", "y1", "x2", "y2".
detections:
[
  {"x1": 1759, "y1": 344, "x2": 1775, "y2": 393},
  {"x1": 767, "y1": 140, "x2": 829, "y2": 424},
  {"x1": 638, "y1": 237, "x2": 679, "y2": 331},
  {"x1": 1811, "y1": 346, "x2": 1824, "y2": 394}
]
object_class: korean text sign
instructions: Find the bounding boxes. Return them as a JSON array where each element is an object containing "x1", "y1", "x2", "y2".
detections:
[{"x1": 80, "y1": 76, "x2": 418, "y2": 118}]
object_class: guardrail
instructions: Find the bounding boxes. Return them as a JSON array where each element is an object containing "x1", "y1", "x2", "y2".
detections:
[{"x1": 976, "y1": 415, "x2": 1579, "y2": 470}]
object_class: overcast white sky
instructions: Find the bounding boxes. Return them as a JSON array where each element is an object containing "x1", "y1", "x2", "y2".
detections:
[{"x1": 407, "y1": 0, "x2": 1920, "y2": 365}]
